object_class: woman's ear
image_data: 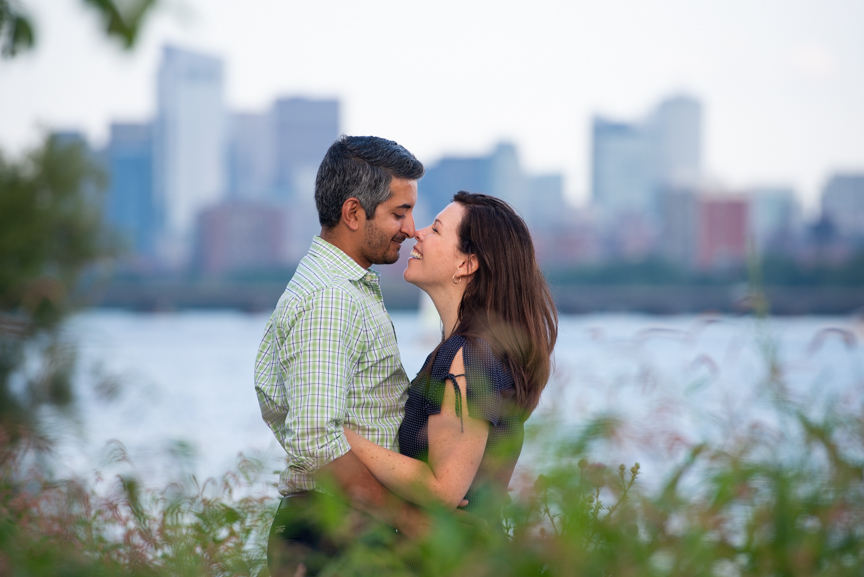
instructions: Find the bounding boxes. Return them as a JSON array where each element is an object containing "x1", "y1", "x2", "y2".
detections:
[
  {"x1": 458, "y1": 253, "x2": 479, "y2": 278},
  {"x1": 341, "y1": 197, "x2": 363, "y2": 232}
]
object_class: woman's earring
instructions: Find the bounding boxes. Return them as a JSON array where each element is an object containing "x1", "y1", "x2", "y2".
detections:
[{"x1": 452, "y1": 273, "x2": 461, "y2": 285}]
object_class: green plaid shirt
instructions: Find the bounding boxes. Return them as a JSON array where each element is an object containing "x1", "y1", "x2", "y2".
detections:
[{"x1": 255, "y1": 236, "x2": 410, "y2": 495}]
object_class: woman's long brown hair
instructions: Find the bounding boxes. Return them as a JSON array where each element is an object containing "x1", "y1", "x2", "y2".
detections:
[{"x1": 450, "y1": 191, "x2": 558, "y2": 415}]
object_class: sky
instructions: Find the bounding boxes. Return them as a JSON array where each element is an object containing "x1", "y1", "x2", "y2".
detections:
[{"x1": 1, "y1": 0, "x2": 863, "y2": 213}]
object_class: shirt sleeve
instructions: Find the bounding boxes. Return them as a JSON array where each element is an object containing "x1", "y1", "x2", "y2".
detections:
[{"x1": 276, "y1": 286, "x2": 363, "y2": 478}]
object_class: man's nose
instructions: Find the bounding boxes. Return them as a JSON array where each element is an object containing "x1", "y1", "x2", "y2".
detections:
[{"x1": 402, "y1": 212, "x2": 416, "y2": 239}]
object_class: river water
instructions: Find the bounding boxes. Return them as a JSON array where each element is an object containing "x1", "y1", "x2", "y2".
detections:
[{"x1": 58, "y1": 310, "x2": 864, "y2": 491}]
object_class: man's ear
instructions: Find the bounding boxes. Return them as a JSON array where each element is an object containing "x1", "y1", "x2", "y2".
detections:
[{"x1": 341, "y1": 198, "x2": 364, "y2": 232}]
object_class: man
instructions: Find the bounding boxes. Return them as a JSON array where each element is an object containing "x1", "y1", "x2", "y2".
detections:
[{"x1": 255, "y1": 135, "x2": 426, "y2": 576}]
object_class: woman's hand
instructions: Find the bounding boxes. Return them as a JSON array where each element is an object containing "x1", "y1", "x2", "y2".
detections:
[{"x1": 342, "y1": 414, "x2": 476, "y2": 508}]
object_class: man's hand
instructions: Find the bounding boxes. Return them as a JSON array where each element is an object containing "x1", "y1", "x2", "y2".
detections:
[{"x1": 452, "y1": 508, "x2": 488, "y2": 531}]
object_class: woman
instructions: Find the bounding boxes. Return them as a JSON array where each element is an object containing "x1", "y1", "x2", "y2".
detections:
[{"x1": 343, "y1": 191, "x2": 558, "y2": 528}]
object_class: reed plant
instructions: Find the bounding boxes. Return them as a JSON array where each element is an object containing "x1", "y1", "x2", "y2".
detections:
[{"x1": 2, "y1": 371, "x2": 862, "y2": 576}]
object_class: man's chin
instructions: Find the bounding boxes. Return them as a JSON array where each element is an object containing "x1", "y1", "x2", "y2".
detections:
[
  {"x1": 381, "y1": 252, "x2": 400, "y2": 265},
  {"x1": 370, "y1": 250, "x2": 401, "y2": 266}
]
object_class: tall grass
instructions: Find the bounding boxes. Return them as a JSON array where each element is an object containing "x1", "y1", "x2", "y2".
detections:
[{"x1": 2, "y1": 342, "x2": 862, "y2": 576}]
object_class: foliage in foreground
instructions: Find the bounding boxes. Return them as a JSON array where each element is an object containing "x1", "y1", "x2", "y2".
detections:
[
  {"x1": 2, "y1": 386, "x2": 863, "y2": 576},
  {"x1": 1, "y1": 135, "x2": 117, "y2": 436},
  {"x1": 0, "y1": 435, "x2": 273, "y2": 576}
]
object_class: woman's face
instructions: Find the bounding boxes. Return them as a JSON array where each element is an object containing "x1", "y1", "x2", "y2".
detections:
[{"x1": 403, "y1": 202, "x2": 467, "y2": 290}]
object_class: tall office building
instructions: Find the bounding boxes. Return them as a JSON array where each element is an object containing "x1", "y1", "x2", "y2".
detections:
[
  {"x1": 270, "y1": 97, "x2": 340, "y2": 260},
  {"x1": 822, "y1": 173, "x2": 864, "y2": 241},
  {"x1": 272, "y1": 97, "x2": 340, "y2": 198},
  {"x1": 227, "y1": 112, "x2": 274, "y2": 201},
  {"x1": 591, "y1": 117, "x2": 654, "y2": 215},
  {"x1": 525, "y1": 173, "x2": 566, "y2": 228},
  {"x1": 422, "y1": 142, "x2": 565, "y2": 231},
  {"x1": 488, "y1": 142, "x2": 524, "y2": 208},
  {"x1": 650, "y1": 95, "x2": 702, "y2": 186},
  {"x1": 105, "y1": 122, "x2": 155, "y2": 255},
  {"x1": 153, "y1": 45, "x2": 226, "y2": 265},
  {"x1": 421, "y1": 155, "x2": 493, "y2": 210},
  {"x1": 591, "y1": 94, "x2": 703, "y2": 219}
]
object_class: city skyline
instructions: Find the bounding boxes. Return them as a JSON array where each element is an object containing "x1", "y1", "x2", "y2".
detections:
[
  {"x1": 58, "y1": 38, "x2": 862, "y2": 277},
  {"x1": 1, "y1": 0, "x2": 862, "y2": 214}
]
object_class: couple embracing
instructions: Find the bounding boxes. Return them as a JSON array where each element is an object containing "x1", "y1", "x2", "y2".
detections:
[{"x1": 255, "y1": 135, "x2": 558, "y2": 575}]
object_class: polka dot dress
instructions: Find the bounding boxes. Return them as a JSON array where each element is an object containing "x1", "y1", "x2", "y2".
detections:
[{"x1": 399, "y1": 334, "x2": 525, "y2": 525}]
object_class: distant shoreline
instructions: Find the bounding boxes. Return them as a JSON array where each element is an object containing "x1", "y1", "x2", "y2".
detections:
[{"x1": 91, "y1": 279, "x2": 864, "y2": 316}]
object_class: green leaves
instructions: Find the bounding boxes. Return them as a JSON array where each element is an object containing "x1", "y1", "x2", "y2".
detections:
[
  {"x1": 1, "y1": 135, "x2": 117, "y2": 436},
  {"x1": 82, "y1": 0, "x2": 158, "y2": 49},
  {"x1": 1, "y1": 0, "x2": 159, "y2": 58},
  {"x1": 0, "y1": 1, "x2": 35, "y2": 57}
]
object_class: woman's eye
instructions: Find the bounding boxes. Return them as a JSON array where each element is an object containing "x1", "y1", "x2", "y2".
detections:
[{"x1": 432, "y1": 227, "x2": 439, "y2": 234}]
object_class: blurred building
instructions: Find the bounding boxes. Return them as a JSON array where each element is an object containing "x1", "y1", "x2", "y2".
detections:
[
  {"x1": 661, "y1": 187, "x2": 699, "y2": 267},
  {"x1": 421, "y1": 155, "x2": 493, "y2": 210},
  {"x1": 105, "y1": 122, "x2": 155, "y2": 256},
  {"x1": 697, "y1": 195, "x2": 749, "y2": 270},
  {"x1": 607, "y1": 212, "x2": 661, "y2": 261},
  {"x1": 421, "y1": 142, "x2": 563, "y2": 232},
  {"x1": 533, "y1": 207, "x2": 604, "y2": 267},
  {"x1": 227, "y1": 112, "x2": 275, "y2": 201},
  {"x1": 649, "y1": 95, "x2": 702, "y2": 186},
  {"x1": 270, "y1": 97, "x2": 340, "y2": 260},
  {"x1": 195, "y1": 201, "x2": 289, "y2": 277},
  {"x1": 525, "y1": 173, "x2": 567, "y2": 228},
  {"x1": 821, "y1": 173, "x2": 864, "y2": 242},
  {"x1": 591, "y1": 117, "x2": 654, "y2": 216},
  {"x1": 591, "y1": 94, "x2": 703, "y2": 222},
  {"x1": 272, "y1": 97, "x2": 340, "y2": 199},
  {"x1": 749, "y1": 187, "x2": 801, "y2": 255},
  {"x1": 662, "y1": 187, "x2": 750, "y2": 270},
  {"x1": 153, "y1": 45, "x2": 227, "y2": 267}
]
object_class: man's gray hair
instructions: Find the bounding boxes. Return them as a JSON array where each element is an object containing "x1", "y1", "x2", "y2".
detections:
[{"x1": 314, "y1": 135, "x2": 424, "y2": 229}]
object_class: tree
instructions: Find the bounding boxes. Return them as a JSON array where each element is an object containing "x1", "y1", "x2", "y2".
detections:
[
  {"x1": 0, "y1": 135, "x2": 116, "y2": 436},
  {"x1": 1, "y1": 0, "x2": 157, "y2": 57},
  {"x1": 1, "y1": 0, "x2": 157, "y2": 439}
]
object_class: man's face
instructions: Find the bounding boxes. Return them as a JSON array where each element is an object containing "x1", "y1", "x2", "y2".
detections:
[{"x1": 361, "y1": 178, "x2": 418, "y2": 266}]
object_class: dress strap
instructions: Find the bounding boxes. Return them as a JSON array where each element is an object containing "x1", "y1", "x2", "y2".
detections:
[{"x1": 445, "y1": 373, "x2": 466, "y2": 432}]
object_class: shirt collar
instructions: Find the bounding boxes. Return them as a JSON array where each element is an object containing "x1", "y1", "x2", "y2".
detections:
[{"x1": 309, "y1": 236, "x2": 380, "y2": 284}]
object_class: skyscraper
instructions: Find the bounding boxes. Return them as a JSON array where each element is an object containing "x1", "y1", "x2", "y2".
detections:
[
  {"x1": 650, "y1": 95, "x2": 702, "y2": 186},
  {"x1": 270, "y1": 97, "x2": 340, "y2": 260},
  {"x1": 591, "y1": 94, "x2": 703, "y2": 220},
  {"x1": 591, "y1": 117, "x2": 654, "y2": 215},
  {"x1": 822, "y1": 173, "x2": 864, "y2": 241},
  {"x1": 153, "y1": 45, "x2": 226, "y2": 265},
  {"x1": 227, "y1": 111, "x2": 275, "y2": 201},
  {"x1": 272, "y1": 97, "x2": 340, "y2": 199},
  {"x1": 105, "y1": 122, "x2": 155, "y2": 255},
  {"x1": 421, "y1": 155, "x2": 493, "y2": 210}
]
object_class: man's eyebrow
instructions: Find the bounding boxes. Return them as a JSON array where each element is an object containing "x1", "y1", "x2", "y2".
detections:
[{"x1": 394, "y1": 203, "x2": 413, "y2": 210}]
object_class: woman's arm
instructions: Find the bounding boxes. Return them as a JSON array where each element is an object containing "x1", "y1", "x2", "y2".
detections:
[{"x1": 343, "y1": 347, "x2": 489, "y2": 510}]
